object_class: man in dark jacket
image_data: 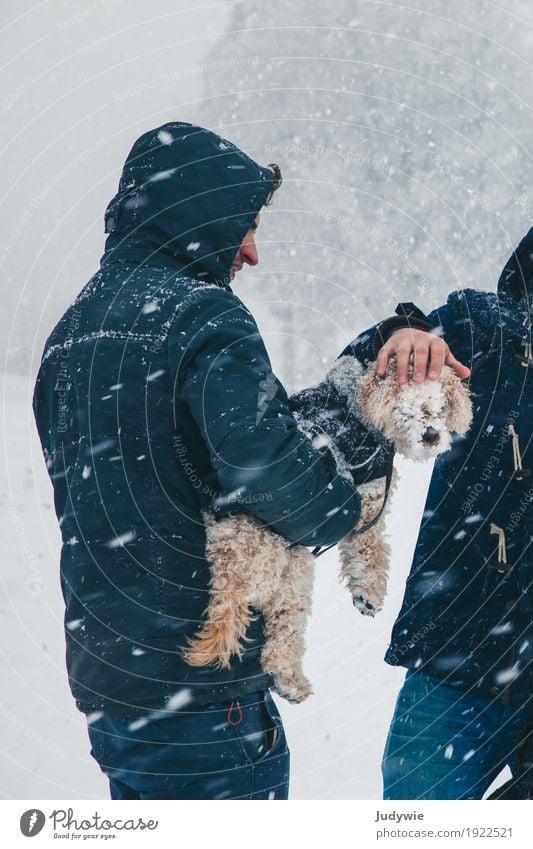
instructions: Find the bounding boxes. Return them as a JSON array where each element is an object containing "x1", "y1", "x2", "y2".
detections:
[
  {"x1": 346, "y1": 229, "x2": 533, "y2": 799},
  {"x1": 33, "y1": 122, "x2": 402, "y2": 800}
]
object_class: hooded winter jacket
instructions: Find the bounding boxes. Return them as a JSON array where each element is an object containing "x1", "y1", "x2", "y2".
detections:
[
  {"x1": 346, "y1": 228, "x2": 533, "y2": 707},
  {"x1": 32, "y1": 123, "x2": 386, "y2": 716}
]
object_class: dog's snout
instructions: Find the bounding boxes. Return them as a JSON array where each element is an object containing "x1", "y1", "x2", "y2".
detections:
[{"x1": 422, "y1": 426, "x2": 440, "y2": 446}]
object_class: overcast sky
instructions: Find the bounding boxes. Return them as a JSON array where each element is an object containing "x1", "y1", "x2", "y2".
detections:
[{"x1": 1, "y1": 0, "x2": 234, "y2": 374}]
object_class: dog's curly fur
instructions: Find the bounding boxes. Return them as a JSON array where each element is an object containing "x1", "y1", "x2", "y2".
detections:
[
  {"x1": 183, "y1": 359, "x2": 472, "y2": 703},
  {"x1": 354, "y1": 358, "x2": 473, "y2": 461},
  {"x1": 183, "y1": 511, "x2": 315, "y2": 703},
  {"x1": 338, "y1": 473, "x2": 397, "y2": 617}
]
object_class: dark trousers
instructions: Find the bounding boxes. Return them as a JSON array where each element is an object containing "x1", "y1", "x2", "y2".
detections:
[
  {"x1": 87, "y1": 689, "x2": 290, "y2": 800},
  {"x1": 382, "y1": 670, "x2": 532, "y2": 800}
]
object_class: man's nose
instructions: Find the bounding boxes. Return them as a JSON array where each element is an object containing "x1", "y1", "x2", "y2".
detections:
[{"x1": 241, "y1": 238, "x2": 259, "y2": 266}]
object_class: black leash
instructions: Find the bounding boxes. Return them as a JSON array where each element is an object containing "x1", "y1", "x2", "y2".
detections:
[{"x1": 311, "y1": 443, "x2": 396, "y2": 559}]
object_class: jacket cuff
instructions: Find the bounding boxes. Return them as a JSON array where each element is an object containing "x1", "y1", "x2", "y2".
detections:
[
  {"x1": 291, "y1": 355, "x2": 388, "y2": 487},
  {"x1": 326, "y1": 354, "x2": 364, "y2": 407}
]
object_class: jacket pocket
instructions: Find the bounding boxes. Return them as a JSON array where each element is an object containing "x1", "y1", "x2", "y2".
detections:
[{"x1": 232, "y1": 691, "x2": 286, "y2": 766}]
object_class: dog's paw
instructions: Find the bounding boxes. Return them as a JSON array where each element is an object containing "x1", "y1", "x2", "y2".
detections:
[
  {"x1": 352, "y1": 593, "x2": 377, "y2": 616},
  {"x1": 273, "y1": 673, "x2": 313, "y2": 704}
]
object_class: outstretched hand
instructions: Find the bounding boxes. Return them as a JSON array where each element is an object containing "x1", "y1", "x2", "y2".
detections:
[{"x1": 376, "y1": 328, "x2": 471, "y2": 385}]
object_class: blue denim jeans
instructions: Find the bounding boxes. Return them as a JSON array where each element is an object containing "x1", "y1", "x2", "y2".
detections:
[
  {"x1": 382, "y1": 670, "x2": 532, "y2": 800},
  {"x1": 87, "y1": 689, "x2": 289, "y2": 800}
]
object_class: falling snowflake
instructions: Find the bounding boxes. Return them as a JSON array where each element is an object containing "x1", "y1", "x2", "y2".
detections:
[
  {"x1": 142, "y1": 301, "x2": 159, "y2": 314},
  {"x1": 166, "y1": 688, "x2": 192, "y2": 710},
  {"x1": 157, "y1": 129, "x2": 173, "y2": 145},
  {"x1": 147, "y1": 369, "x2": 165, "y2": 382},
  {"x1": 106, "y1": 530, "x2": 136, "y2": 548},
  {"x1": 489, "y1": 621, "x2": 513, "y2": 636},
  {"x1": 86, "y1": 711, "x2": 103, "y2": 724},
  {"x1": 495, "y1": 664, "x2": 520, "y2": 685},
  {"x1": 128, "y1": 717, "x2": 150, "y2": 731},
  {"x1": 90, "y1": 438, "x2": 115, "y2": 455},
  {"x1": 149, "y1": 168, "x2": 177, "y2": 182}
]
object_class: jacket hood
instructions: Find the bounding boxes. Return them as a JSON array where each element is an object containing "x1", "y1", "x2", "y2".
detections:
[
  {"x1": 496, "y1": 226, "x2": 533, "y2": 335},
  {"x1": 101, "y1": 122, "x2": 275, "y2": 286}
]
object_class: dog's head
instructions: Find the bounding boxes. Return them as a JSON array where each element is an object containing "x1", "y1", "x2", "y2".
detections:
[{"x1": 356, "y1": 359, "x2": 472, "y2": 462}]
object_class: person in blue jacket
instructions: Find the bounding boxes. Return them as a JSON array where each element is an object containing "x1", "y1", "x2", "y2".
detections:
[
  {"x1": 346, "y1": 230, "x2": 533, "y2": 799},
  {"x1": 34, "y1": 122, "x2": 452, "y2": 801}
]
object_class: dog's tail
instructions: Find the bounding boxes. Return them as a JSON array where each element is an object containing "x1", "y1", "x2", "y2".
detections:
[
  {"x1": 182, "y1": 510, "x2": 257, "y2": 669},
  {"x1": 182, "y1": 596, "x2": 254, "y2": 669}
]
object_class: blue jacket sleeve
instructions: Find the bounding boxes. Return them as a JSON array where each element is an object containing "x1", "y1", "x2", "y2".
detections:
[
  {"x1": 340, "y1": 297, "x2": 472, "y2": 365},
  {"x1": 167, "y1": 285, "x2": 362, "y2": 547},
  {"x1": 288, "y1": 357, "x2": 391, "y2": 486},
  {"x1": 409, "y1": 292, "x2": 493, "y2": 367}
]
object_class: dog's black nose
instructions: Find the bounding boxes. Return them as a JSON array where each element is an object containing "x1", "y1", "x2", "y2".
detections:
[{"x1": 422, "y1": 427, "x2": 440, "y2": 445}]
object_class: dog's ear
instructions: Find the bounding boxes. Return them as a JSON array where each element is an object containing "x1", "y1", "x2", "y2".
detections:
[
  {"x1": 443, "y1": 370, "x2": 473, "y2": 434},
  {"x1": 355, "y1": 368, "x2": 394, "y2": 433}
]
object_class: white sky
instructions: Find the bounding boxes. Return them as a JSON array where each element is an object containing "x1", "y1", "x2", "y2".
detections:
[{"x1": 1, "y1": 0, "x2": 233, "y2": 373}]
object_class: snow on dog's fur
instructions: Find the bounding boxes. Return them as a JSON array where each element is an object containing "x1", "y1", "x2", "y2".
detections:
[
  {"x1": 183, "y1": 358, "x2": 472, "y2": 703},
  {"x1": 354, "y1": 358, "x2": 473, "y2": 461}
]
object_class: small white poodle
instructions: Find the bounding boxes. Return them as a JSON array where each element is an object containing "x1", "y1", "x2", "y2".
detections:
[{"x1": 183, "y1": 357, "x2": 472, "y2": 703}]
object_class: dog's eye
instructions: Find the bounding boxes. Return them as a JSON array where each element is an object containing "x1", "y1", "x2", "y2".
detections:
[{"x1": 421, "y1": 405, "x2": 430, "y2": 416}]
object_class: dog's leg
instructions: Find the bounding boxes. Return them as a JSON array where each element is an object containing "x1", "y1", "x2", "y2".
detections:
[
  {"x1": 260, "y1": 545, "x2": 315, "y2": 704},
  {"x1": 338, "y1": 472, "x2": 396, "y2": 616}
]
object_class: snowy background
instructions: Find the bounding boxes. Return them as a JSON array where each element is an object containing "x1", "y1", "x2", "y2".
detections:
[{"x1": 2, "y1": 0, "x2": 532, "y2": 799}]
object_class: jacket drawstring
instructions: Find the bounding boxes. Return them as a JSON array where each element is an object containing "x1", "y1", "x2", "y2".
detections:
[
  {"x1": 490, "y1": 522, "x2": 508, "y2": 571},
  {"x1": 227, "y1": 700, "x2": 243, "y2": 726},
  {"x1": 521, "y1": 340, "x2": 532, "y2": 367},
  {"x1": 508, "y1": 424, "x2": 523, "y2": 475}
]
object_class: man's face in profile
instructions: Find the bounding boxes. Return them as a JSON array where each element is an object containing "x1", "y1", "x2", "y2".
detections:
[{"x1": 230, "y1": 214, "x2": 260, "y2": 280}]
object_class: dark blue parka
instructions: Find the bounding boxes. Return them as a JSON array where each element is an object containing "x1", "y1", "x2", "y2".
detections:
[
  {"x1": 346, "y1": 230, "x2": 533, "y2": 707},
  {"x1": 32, "y1": 123, "x2": 385, "y2": 717}
]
